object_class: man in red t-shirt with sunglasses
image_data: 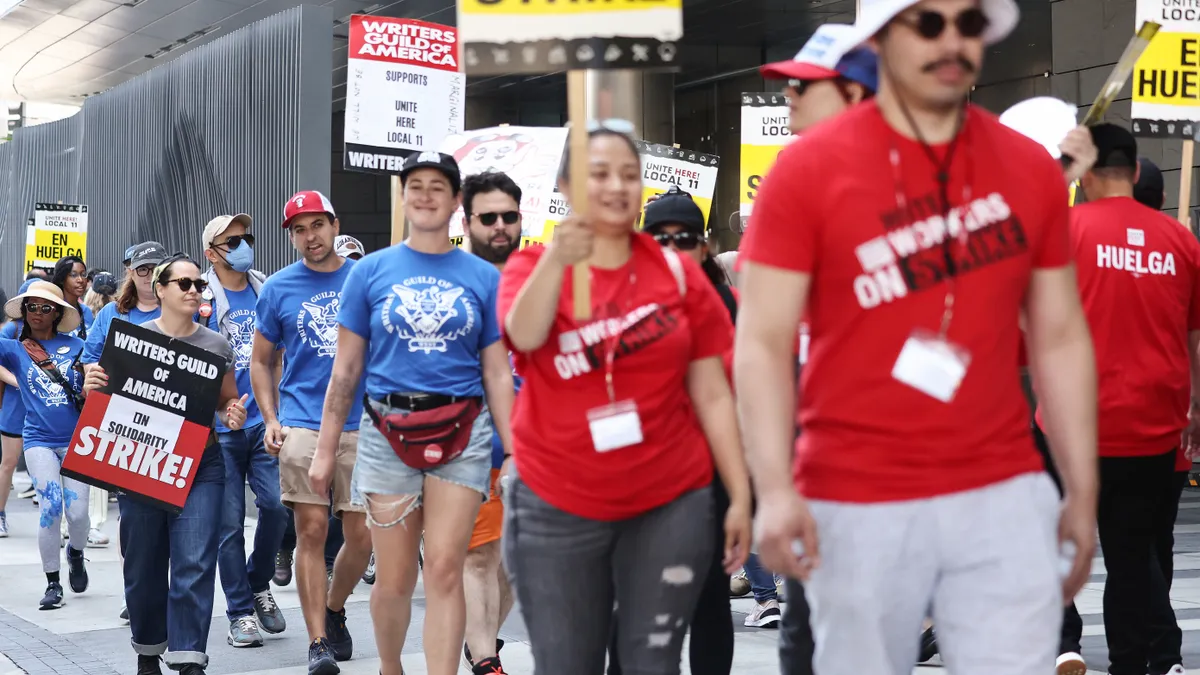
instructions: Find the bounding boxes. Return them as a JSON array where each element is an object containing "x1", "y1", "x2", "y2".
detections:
[{"x1": 735, "y1": 0, "x2": 1099, "y2": 673}]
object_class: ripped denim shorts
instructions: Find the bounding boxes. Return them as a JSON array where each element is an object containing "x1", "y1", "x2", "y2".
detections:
[{"x1": 350, "y1": 399, "x2": 494, "y2": 527}]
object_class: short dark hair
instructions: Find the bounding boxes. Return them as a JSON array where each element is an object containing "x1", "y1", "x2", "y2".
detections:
[
  {"x1": 559, "y1": 128, "x2": 641, "y2": 183},
  {"x1": 462, "y1": 172, "x2": 523, "y2": 220},
  {"x1": 25, "y1": 269, "x2": 47, "y2": 281}
]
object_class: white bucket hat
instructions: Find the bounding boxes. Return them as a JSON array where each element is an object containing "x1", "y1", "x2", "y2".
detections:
[
  {"x1": 852, "y1": 0, "x2": 1020, "y2": 47},
  {"x1": 5, "y1": 281, "x2": 81, "y2": 334}
]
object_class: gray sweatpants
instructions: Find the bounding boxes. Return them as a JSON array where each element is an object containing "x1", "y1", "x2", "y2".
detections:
[
  {"x1": 25, "y1": 446, "x2": 90, "y2": 572},
  {"x1": 805, "y1": 472, "x2": 1062, "y2": 675},
  {"x1": 504, "y1": 479, "x2": 714, "y2": 675}
]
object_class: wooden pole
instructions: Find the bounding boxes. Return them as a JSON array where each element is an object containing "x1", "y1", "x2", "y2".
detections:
[
  {"x1": 568, "y1": 69, "x2": 592, "y2": 321},
  {"x1": 390, "y1": 175, "x2": 406, "y2": 245},
  {"x1": 1180, "y1": 140, "x2": 1195, "y2": 232}
]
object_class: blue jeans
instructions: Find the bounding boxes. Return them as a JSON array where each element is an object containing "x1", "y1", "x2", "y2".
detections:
[
  {"x1": 217, "y1": 423, "x2": 288, "y2": 620},
  {"x1": 120, "y1": 451, "x2": 224, "y2": 669},
  {"x1": 744, "y1": 553, "x2": 778, "y2": 603}
]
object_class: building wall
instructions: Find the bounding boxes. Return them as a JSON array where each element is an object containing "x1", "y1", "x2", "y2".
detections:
[{"x1": 0, "y1": 5, "x2": 334, "y2": 296}]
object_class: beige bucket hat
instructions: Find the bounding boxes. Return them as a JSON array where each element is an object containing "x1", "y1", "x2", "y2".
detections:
[{"x1": 4, "y1": 281, "x2": 81, "y2": 334}]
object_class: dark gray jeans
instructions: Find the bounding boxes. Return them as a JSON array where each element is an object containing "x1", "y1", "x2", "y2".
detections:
[{"x1": 504, "y1": 479, "x2": 714, "y2": 675}]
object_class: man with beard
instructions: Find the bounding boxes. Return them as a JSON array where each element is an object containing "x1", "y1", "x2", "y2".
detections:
[
  {"x1": 250, "y1": 191, "x2": 370, "y2": 675},
  {"x1": 459, "y1": 171, "x2": 521, "y2": 675}
]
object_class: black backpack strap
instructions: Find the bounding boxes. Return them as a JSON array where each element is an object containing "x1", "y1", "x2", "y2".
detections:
[{"x1": 715, "y1": 284, "x2": 738, "y2": 324}]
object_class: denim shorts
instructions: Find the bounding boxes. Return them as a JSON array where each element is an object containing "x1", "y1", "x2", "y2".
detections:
[{"x1": 351, "y1": 400, "x2": 494, "y2": 505}]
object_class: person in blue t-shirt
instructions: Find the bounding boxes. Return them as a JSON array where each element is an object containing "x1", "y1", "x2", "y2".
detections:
[
  {"x1": 460, "y1": 170, "x2": 524, "y2": 674},
  {"x1": 311, "y1": 153, "x2": 515, "y2": 675},
  {"x1": 197, "y1": 213, "x2": 288, "y2": 648},
  {"x1": 250, "y1": 190, "x2": 371, "y2": 674},
  {"x1": 80, "y1": 241, "x2": 166, "y2": 367},
  {"x1": 50, "y1": 256, "x2": 96, "y2": 341},
  {"x1": 0, "y1": 278, "x2": 40, "y2": 538},
  {"x1": 0, "y1": 282, "x2": 90, "y2": 611}
]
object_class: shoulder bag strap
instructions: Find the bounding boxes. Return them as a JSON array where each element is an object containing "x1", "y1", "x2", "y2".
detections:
[
  {"x1": 661, "y1": 247, "x2": 687, "y2": 298},
  {"x1": 21, "y1": 338, "x2": 82, "y2": 408}
]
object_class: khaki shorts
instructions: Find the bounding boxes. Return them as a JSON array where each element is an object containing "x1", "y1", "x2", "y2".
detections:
[{"x1": 279, "y1": 427, "x2": 363, "y2": 516}]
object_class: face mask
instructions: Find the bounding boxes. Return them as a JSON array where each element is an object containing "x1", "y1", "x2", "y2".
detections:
[{"x1": 225, "y1": 240, "x2": 255, "y2": 273}]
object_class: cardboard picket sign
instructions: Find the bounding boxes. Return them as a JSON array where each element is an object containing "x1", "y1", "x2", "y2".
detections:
[{"x1": 61, "y1": 320, "x2": 226, "y2": 514}]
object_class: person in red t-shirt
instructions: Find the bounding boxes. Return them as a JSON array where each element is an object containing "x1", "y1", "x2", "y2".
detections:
[
  {"x1": 1034, "y1": 126, "x2": 1200, "y2": 675},
  {"x1": 734, "y1": 0, "x2": 1100, "y2": 673},
  {"x1": 498, "y1": 127, "x2": 752, "y2": 674}
]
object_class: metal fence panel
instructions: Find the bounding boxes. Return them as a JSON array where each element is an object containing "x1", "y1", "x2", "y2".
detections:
[{"x1": 1, "y1": 5, "x2": 333, "y2": 295}]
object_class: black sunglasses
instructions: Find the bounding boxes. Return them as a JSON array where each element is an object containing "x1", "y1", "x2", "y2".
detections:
[
  {"x1": 214, "y1": 233, "x2": 255, "y2": 250},
  {"x1": 160, "y1": 277, "x2": 209, "y2": 293},
  {"x1": 788, "y1": 79, "x2": 817, "y2": 97},
  {"x1": 24, "y1": 302, "x2": 57, "y2": 315},
  {"x1": 897, "y1": 8, "x2": 989, "y2": 40},
  {"x1": 475, "y1": 211, "x2": 520, "y2": 226},
  {"x1": 653, "y1": 232, "x2": 703, "y2": 251}
]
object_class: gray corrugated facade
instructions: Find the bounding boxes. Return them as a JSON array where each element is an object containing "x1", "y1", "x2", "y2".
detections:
[{"x1": 0, "y1": 5, "x2": 333, "y2": 296}]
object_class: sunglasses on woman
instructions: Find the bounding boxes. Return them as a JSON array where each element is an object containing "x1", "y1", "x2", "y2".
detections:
[
  {"x1": 653, "y1": 232, "x2": 703, "y2": 251},
  {"x1": 24, "y1": 302, "x2": 56, "y2": 315},
  {"x1": 215, "y1": 234, "x2": 255, "y2": 249},
  {"x1": 475, "y1": 211, "x2": 520, "y2": 226},
  {"x1": 159, "y1": 278, "x2": 209, "y2": 293},
  {"x1": 896, "y1": 7, "x2": 989, "y2": 40}
]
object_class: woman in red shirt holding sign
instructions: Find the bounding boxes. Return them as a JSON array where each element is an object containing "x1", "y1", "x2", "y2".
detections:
[{"x1": 498, "y1": 126, "x2": 752, "y2": 674}]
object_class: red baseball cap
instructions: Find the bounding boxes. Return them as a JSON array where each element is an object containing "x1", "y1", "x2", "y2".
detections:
[
  {"x1": 282, "y1": 190, "x2": 337, "y2": 228},
  {"x1": 760, "y1": 24, "x2": 857, "y2": 82}
]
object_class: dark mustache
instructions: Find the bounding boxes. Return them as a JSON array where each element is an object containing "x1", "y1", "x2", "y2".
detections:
[{"x1": 922, "y1": 56, "x2": 975, "y2": 74}]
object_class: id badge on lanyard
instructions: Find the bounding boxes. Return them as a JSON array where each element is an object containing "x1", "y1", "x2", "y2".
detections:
[{"x1": 586, "y1": 269, "x2": 644, "y2": 453}]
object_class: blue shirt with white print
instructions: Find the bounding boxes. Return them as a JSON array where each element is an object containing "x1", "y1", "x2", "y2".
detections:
[
  {"x1": 337, "y1": 244, "x2": 501, "y2": 400},
  {"x1": 215, "y1": 286, "x2": 262, "y2": 433},
  {"x1": 0, "y1": 322, "x2": 24, "y2": 436},
  {"x1": 64, "y1": 304, "x2": 94, "y2": 340},
  {"x1": 81, "y1": 301, "x2": 160, "y2": 364},
  {"x1": 256, "y1": 259, "x2": 364, "y2": 431},
  {"x1": 0, "y1": 333, "x2": 84, "y2": 449}
]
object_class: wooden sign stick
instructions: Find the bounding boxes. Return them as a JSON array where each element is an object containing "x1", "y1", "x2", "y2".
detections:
[
  {"x1": 568, "y1": 69, "x2": 592, "y2": 320},
  {"x1": 390, "y1": 175, "x2": 406, "y2": 245},
  {"x1": 1181, "y1": 140, "x2": 1195, "y2": 232}
]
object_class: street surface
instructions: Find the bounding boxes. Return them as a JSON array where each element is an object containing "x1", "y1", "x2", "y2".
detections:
[{"x1": 7, "y1": 472, "x2": 1200, "y2": 674}]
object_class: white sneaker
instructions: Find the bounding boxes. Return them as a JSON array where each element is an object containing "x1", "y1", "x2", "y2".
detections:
[
  {"x1": 1054, "y1": 652, "x2": 1086, "y2": 675},
  {"x1": 743, "y1": 598, "x2": 782, "y2": 628},
  {"x1": 86, "y1": 528, "x2": 109, "y2": 548},
  {"x1": 1166, "y1": 666, "x2": 1186, "y2": 675}
]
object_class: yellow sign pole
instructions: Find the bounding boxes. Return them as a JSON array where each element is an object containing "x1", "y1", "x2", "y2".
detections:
[
  {"x1": 1181, "y1": 141, "x2": 1195, "y2": 231},
  {"x1": 390, "y1": 175, "x2": 406, "y2": 245}
]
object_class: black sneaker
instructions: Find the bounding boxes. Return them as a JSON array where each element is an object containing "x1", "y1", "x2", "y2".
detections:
[
  {"x1": 472, "y1": 656, "x2": 507, "y2": 674},
  {"x1": 136, "y1": 655, "x2": 162, "y2": 675},
  {"x1": 253, "y1": 589, "x2": 287, "y2": 634},
  {"x1": 274, "y1": 550, "x2": 293, "y2": 587},
  {"x1": 464, "y1": 639, "x2": 506, "y2": 667},
  {"x1": 39, "y1": 582, "x2": 64, "y2": 610},
  {"x1": 179, "y1": 665, "x2": 205, "y2": 675},
  {"x1": 66, "y1": 546, "x2": 88, "y2": 593},
  {"x1": 325, "y1": 606, "x2": 352, "y2": 661},
  {"x1": 308, "y1": 638, "x2": 340, "y2": 675},
  {"x1": 918, "y1": 626, "x2": 939, "y2": 663}
]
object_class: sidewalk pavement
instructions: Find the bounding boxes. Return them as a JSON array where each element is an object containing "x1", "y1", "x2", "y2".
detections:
[{"x1": 9, "y1": 472, "x2": 1200, "y2": 674}]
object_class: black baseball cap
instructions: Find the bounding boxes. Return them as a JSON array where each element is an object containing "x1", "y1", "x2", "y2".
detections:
[
  {"x1": 1090, "y1": 123, "x2": 1138, "y2": 169},
  {"x1": 400, "y1": 151, "x2": 461, "y2": 193},
  {"x1": 643, "y1": 186, "x2": 705, "y2": 235},
  {"x1": 91, "y1": 271, "x2": 118, "y2": 295},
  {"x1": 128, "y1": 241, "x2": 167, "y2": 269},
  {"x1": 1134, "y1": 157, "x2": 1165, "y2": 210}
]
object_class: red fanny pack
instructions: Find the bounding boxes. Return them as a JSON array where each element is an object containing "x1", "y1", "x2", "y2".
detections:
[{"x1": 364, "y1": 395, "x2": 482, "y2": 470}]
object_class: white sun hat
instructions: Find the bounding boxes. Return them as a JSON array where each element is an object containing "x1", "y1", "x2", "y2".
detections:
[
  {"x1": 4, "y1": 280, "x2": 81, "y2": 333},
  {"x1": 852, "y1": 0, "x2": 1020, "y2": 47}
]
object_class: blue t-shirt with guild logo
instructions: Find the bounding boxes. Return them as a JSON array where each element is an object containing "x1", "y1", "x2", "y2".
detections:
[
  {"x1": 256, "y1": 259, "x2": 364, "y2": 431},
  {"x1": 0, "y1": 322, "x2": 24, "y2": 436},
  {"x1": 65, "y1": 304, "x2": 94, "y2": 340},
  {"x1": 215, "y1": 285, "x2": 262, "y2": 433},
  {"x1": 0, "y1": 333, "x2": 84, "y2": 449},
  {"x1": 338, "y1": 244, "x2": 501, "y2": 399}
]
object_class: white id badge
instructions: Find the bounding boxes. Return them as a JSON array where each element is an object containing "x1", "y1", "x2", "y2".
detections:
[
  {"x1": 891, "y1": 330, "x2": 970, "y2": 403},
  {"x1": 587, "y1": 400, "x2": 644, "y2": 452}
]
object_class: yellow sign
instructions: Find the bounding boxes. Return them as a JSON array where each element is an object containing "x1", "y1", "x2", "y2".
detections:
[
  {"x1": 1133, "y1": 1, "x2": 1192, "y2": 137},
  {"x1": 461, "y1": 0, "x2": 680, "y2": 15},
  {"x1": 1133, "y1": 32, "x2": 1199, "y2": 107},
  {"x1": 739, "y1": 93, "x2": 792, "y2": 221},
  {"x1": 25, "y1": 203, "x2": 88, "y2": 272}
]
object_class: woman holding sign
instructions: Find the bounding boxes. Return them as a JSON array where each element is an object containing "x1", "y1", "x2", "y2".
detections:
[
  {"x1": 0, "y1": 281, "x2": 90, "y2": 611},
  {"x1": 84, "y1": 254, "x2": 248, "y2": 675},
  {"x1": 497, "y1": 127, "x2": 752, "y2": 674}
]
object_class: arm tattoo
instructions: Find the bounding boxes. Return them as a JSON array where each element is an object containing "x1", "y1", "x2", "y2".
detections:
[{"x1": 323, "y1": 373, "x2": 357, "y2": 428}]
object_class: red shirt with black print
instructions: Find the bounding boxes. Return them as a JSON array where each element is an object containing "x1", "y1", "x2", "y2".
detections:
[
  {"x1": 739, "y1": 102, "x2": 1070, "y2": 503},
  {"x1": 498, "y1": 233, "x2": 732, "y2": 520}
]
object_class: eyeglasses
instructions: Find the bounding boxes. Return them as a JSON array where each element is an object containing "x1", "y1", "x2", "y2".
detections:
[
  {"x1": 787, "y1": 79, "x2": 818, "y2": 97},
  {"x1": 475, "y1": 211, "x2": 520, "y2": 226},
  {"x1": 67, "y1": 272, "x2": 85, "y2": 280},
  {"x1": 213, "y1": 233, "x2": 255, "y2": 250},
  {"x1": 159, "y1": 277, "x2": 209, "y2": 294},
  {"x1": 134, "y1": 265, "x2": 155, "y2": 277},
  {"x1": 653, "y1": 232, "x2": 703, "y2": 251},
  {"x1": 896, "y1": 8, "x2": 989, "y2": 40},
  {"x1": 573, "y1": 119, "x2": 636, "y2": 135},
  {"x1": 23, "y1": 302, "x2": 56, "y2": 315}
]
